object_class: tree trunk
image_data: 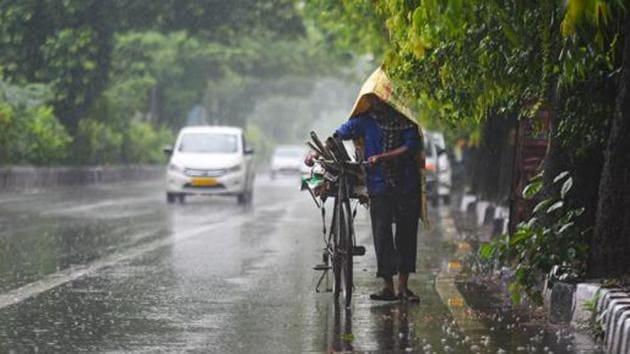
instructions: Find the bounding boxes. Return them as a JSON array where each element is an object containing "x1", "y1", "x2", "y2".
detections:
[{"x1": 588, "y1": 18, "x2": 630, "y2": 277}]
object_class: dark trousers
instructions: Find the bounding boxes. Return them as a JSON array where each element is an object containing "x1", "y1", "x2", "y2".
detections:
[{"x1": 369, "y1": 193, "x2": 420, "y2": 278}]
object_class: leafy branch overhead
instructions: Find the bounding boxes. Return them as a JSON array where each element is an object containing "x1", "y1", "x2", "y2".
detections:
[{"x1": 0, "y1": 0, "x2": 337, "y2": 165}]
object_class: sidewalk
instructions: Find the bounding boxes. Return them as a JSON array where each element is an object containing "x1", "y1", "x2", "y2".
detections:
[
  {"x1": 435, "y1": 201, "x2": 603, "y2": 353},
  {"x1": 320, "y1": 196, "x2": 604, "y2": 352}
]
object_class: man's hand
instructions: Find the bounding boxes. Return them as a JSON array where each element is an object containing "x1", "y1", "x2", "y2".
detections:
[
  {"x1": 304, "y1": 151, "x2": 318, "y2": 167},
  {"x1": 367, "y1": 154, "x2": 382, "y2": 166},
  {"x1": 368, "y1": 146, "x2": 409, "y2": 166}
]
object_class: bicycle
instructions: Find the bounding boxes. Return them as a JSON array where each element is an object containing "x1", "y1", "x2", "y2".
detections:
[{"x1": 301, "y1": 131, "x2": 367, "y2": 308}]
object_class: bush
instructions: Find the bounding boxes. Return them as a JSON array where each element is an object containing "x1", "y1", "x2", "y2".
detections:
[
  {"x1": 73, "y1": 119, "x2": 123, "y2": 165},
  {"x1": 0, "y1": 102, "x2": 16, "y2": 162},
  {"x1": 480, "y1": 171, "x2": 589, "y2": 304},
  {"x1": 0, "y1": 92, "x2": 71, "y2": 165},
  {"x1": 125, "y1": 121, "x2": 173, "y2": 163},
  {"x1": 24, "y1": 106, "x2": 72, "y2": 164}
]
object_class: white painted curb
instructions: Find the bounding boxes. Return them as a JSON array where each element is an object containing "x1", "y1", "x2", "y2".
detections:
[
  {"x1": 599, "y1": 289, "x2": 630, "y2": 354},
  {"x1": 584, "y1": 287, "x2": 630, "y2": 354}
]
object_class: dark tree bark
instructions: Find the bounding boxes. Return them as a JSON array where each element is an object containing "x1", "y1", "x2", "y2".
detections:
[
  {"x1": 588, "y1": 18, "x2": 630, "y2": 277},
  {"x1": 541, "y1": 79, "x2": 612, "y2": 236},
  {"x1": 470, "y1": 114, "x2": 516, "y2": 204}
]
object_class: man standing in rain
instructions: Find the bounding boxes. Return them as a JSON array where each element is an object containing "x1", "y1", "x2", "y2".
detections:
[{"x1": 307, "y1": 68, "x2": 424, "y2": 302}]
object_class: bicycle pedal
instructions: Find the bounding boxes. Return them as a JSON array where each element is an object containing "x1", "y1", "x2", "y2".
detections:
[
  {"x1": 313, "y1": 264, "x2": 331, "y2": 271},
  {"x1": 352, "y1": 246, "x2": 366, "y2": 256}
]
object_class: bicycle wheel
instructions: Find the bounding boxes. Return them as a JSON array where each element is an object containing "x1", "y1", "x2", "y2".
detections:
[
  {"x1": 331, "y1": 200, "x2": 342, "y2": 302},
  {"x1": 332, "y1": 179, "x2": 353, "y2": 308},
  {"x1": 340, "y1": 198, "x2": 353, "y2": 308}
]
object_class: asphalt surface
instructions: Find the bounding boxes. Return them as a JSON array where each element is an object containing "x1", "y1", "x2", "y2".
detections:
[{"x1": 0, "y1": 176, "x2": 601, "y2": 353}]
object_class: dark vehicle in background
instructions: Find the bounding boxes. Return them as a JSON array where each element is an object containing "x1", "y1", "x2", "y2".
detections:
[{"x1": 270, "y1": 145, "x2": 308, "y2": 179}]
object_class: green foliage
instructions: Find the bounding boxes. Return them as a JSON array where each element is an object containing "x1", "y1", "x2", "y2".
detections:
[
  {"x1": 480, "y1": 172, "x2": 589, "y2": 304},
  {"x1": 0, "y1": 79, "x2": 71, "y2": 164},
  {"x1": 581, "y1": 290, "x2": 605, "y2": 341},
  {"x1": 106, "y1": 30, "x2": 226, "y2": 128},
  {"x1": 73, "y1": 119, "x2": 123, "y2": 165},
  {"x1": 306, "y1": 1, "x2": 624, "y2": 147},
  {"x1": 0, "y1": 0, "x2": 308, "y2": 135},
  {"x1": 522, "y1": 173, "x2": 544, "y2": 199},
  {"x1": 125, "y1": 121, "x2": 173, "y2": 164},
  {"x1": 303, "y1": 0, "x2": 388, "y2": 57},
  {"x1": 69, "y1": 114, "x2": 173, "y2": 166},
  {"x1": 22, "y1": 106, "x2": 72, "y2": 164},
  {"x1": 0, "y1": 1, "x2": 342, "y2": 165}
]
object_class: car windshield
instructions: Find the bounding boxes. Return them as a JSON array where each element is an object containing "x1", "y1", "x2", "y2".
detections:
[
  {"x1": 178, "y1": 133, "x2": 238, "y2": 153},
  {"x1": 274, "y1": 147, "x2": 304, "y2": 158}
]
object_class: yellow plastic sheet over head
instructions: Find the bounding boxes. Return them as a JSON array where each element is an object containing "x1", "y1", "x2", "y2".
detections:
[
  {"x1": 348, "y1": 67, "x2": 418, "y2": 125},
  {"x1": 348, "y1": 67, "x2": 429, "y2": 227}
]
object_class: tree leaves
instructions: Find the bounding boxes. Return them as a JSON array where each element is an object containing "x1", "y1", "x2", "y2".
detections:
[
  {"x1": 546, "y1": 201, "x2": 565, "y2": 213},
  {"x1": 0, "y1": 80, "x2": 71, "y2": 164},
  {"x1": 561, "y1": 177, "x2": 574, "y2": 199},
  {"x1": 522, "y1": 179, "x2": 543, "y2": 199},
  {"x1": 533, "y1": 199, "x2": 553, "y2": 214},
  {"x1": 553, "y1": 171, "x2": 570, "y2": 183},
  {"x1": 479, "y1": 243, "x2": 496, "y2": 259}
]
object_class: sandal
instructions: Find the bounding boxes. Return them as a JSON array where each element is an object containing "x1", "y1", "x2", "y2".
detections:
[
  {"x1": 370, "y1": 288, "x2": 398, "y2": 301},
  {"x1": 399, "y1": 288, "x2": 420, "y2": 303}
]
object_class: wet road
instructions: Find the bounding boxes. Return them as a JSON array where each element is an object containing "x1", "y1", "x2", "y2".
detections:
[{"x1": 0, "y1": 177, "x2": 600, "y2": 353}]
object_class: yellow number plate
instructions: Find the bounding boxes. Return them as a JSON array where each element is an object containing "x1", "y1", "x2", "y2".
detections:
[{"x1": 191, "y1": 177, "x2": 218, "y2": 186}]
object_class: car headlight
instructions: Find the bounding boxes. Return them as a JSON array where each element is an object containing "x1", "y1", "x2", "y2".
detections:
[
  {"x1": 168, "y1": 163, "x2": 185, "y2": 173},
  {"x1": 227, "y1": 164, "x2": 242, "y2": 173}
]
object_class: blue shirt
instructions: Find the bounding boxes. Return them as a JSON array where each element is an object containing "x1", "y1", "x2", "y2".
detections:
[{"x1": 335, "y1": 114, "x2": 421, "y2": 196}]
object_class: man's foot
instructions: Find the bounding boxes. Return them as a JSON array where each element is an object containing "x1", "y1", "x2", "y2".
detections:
[
  {"x1": 369, "y1": 288, "x2": 398, "y2": 301},
  {"x1": 399, "y1": 288, "x2": 420, "y2": 303}
]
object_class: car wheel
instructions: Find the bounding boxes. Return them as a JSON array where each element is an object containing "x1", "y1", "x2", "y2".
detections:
[
  {"x1": 270, "y1": 171, "x2": 276, "y2": 180},
  {"x1": 442, "y1": 195, "x2": 451, "y2": 205},
  {"x1": 166, "y1": 192, "x2": 176, "y2": 204},
  {"x1": 237, "y1": 190, "x2": 253, "y2": 205},
  {"x1": 178, "y1": 193, "x2": 186, "y2": 204}
]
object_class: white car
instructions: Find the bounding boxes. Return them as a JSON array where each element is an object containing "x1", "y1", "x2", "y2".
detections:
[
  {"x1": 424, "y1": 131, "x2": 452, "y2": 205},
  {"x1": 165, "y1": 126, "x2": 255, "y2": 204},
  {"x1": 270, "y1": 145, "x2": 307, "y2": 179}
]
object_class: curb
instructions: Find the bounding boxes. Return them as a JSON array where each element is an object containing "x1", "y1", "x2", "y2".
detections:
[
  {"x1": 0, "y1": 165, "x2": 164, "y2": 192},
  {"x1": 459, "y1": 193, "x2": 625, "y2": 353},
  {"x1": 434, "y1": 206, "x2": 486, "y2": 334},
  {"x1": 598, "y1": 288, "x2": 630, "y2": 354},
  {"x1": 545, "y1": 281, "x2": 630, "y2": 353},
  {"x1": 459, "y1": 193, "x2": 509, "y2": 237}
]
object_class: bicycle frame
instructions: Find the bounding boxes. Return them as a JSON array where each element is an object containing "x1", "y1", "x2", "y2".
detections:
[
  {"x1": 303, "y1": 132, "x2": 366, "y2": 308},
  {"x1": 313, "y1": 165, "x2": 356, "y2": 306}
]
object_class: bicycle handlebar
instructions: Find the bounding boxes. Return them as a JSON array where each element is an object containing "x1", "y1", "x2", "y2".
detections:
[{"x1": 315, "y1": 159, "x2": 370, "y2": 167}]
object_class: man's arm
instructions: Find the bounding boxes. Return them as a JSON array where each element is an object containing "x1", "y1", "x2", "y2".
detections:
[
  {"x1": 306, "y1": 117, "x2": 364, "y2": 166},
  {"x1": 367, "y1": 146, "x2": 409, "y2": 165},
  {"x1": 335, "y1": 117, "x2": 363, "y2": 140}
]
